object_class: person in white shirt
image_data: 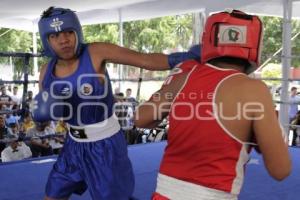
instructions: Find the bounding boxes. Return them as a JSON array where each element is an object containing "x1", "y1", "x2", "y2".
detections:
[
  {"x1": 10, "y1": 86, "x2": 22, "y2": 106},
  {"x1": 1, "y1": 139, "x2": 32, "y2": 162}
]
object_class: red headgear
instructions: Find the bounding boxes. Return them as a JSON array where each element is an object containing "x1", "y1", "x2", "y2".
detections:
[{"x1": 201, "y1": 10, "x2": 263, "y2": 74}]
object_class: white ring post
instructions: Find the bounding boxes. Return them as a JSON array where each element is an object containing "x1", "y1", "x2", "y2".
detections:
[
  {"x1": 118, "y1": 8, "x2": 124, "y2": 92},
  {"x1": 32, "y1": 22, "x2": 38, "y2": 79},
  {"x1": 279, "y1": 0, "x2": 293, "y2": 134}
]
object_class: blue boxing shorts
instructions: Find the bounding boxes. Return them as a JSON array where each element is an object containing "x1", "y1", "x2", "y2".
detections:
[{"x1": 45, "y1": 130, "x2": 134, "y2": 200}]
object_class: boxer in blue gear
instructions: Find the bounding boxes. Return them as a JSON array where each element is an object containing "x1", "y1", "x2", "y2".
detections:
[{"x1": 37, "y1": 7, "x2": 200, "y2": 200}]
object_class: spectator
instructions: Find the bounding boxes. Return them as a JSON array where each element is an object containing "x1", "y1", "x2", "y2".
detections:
[
  {"x1": 1, "y1": 123, "x2": 32, "y2": 162},
  {"x1": 55, "y1": 120, "x2": 68, "y2": 135},
  {"x1": 0, "y1": 115, "x2": 13, "y2": 153},
  {"x1": 114, "y1": 87, "x2": 120, "y2": 95},
  {"x1": 24, "y1": 91, "x2": 34, "y2": 110},
  {"x1": 126, "y1": 88, "x2": 139, "y2": 111},
  {"x1": 10, "y1": 86, "x2": 22, "y2": 106},
  {"x1": 114, "y1": 92, "x2": 134, "y2": 130},
  {"x1": 49, "y1": 120, "x2": 67, "y2": 154},
  {"x1": 0, "y1": 86, "x2": 13, "y2": 110},
  {"x1": 21, "y1": 111, "x2": 35, "y2": 134},
  {"x1": 5, "y1": 111, "x2": 20, "y2": 127},
  {"x1": 8, "y1": 123, "x2": 19, "y2": 138},
  {"x1": 291, "y1": 110, "x2": 300, "y2": 146},
  {"x1": 26, "y1": 121, "x2": 55, "y2": 157},
  {"x1": 7, "y1": 85, "x2": 12, "y2": 93},
  {"x1": 289, "y1": 87, "x2": 300, "y2": 123},
  {"x1": 115, "y1": 92, "x2": 135, "y2": 144},
  {"x1": 1, "y1": 138, "x2": 32, "y2": 162}
]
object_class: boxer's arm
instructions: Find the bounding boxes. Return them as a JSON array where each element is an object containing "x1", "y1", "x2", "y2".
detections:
[
  {"x1": 134, "y1": 69, "x2": 190, "y2": 128},
  {"x1": 251, "y1": 80, "x2": 291, "y2": 180},
  {"x1": 89, "y1": 42, "x2": 200, "y2": 70}
]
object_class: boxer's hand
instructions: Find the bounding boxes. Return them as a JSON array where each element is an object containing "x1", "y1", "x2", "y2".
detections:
[{"x1": 31, "y1": 90, "x2": 65, "y2": 122}]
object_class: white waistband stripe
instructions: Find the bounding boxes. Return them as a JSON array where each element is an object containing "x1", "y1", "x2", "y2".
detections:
[
  {"x1": 156, "y1": 174, "x2": 238, "y2": 200},
  {"x1": 68, "y1": 114, "x2": 121, "y2": 142}
]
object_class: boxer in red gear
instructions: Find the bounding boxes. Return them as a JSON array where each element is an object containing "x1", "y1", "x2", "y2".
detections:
[{"x1": 134, "y1": 10, "x2": 291, "y2": 200}]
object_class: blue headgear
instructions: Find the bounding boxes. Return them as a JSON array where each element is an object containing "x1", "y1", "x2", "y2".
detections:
[{"x1": 38, "y1": 7, "x2": 84, "y2": 57}]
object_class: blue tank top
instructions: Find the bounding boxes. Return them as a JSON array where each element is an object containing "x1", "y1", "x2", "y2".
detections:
[{"x1": 42, "y1": 44, "x2": 114, "y2": 126}]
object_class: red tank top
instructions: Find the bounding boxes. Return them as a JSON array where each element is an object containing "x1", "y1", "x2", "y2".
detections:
[{"x1": 160, "y1": 61, "x2": 251, "y2": 194}]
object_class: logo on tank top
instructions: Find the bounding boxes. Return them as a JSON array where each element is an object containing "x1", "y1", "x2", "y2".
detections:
[
  {"x1": 61, "y1": 87, "x2": 71, "y2": 96},
  {"x1": 42, "y1": 91, "x2": 49, "y2": 102},
  {"x1": 80, "y1": 83, "x2": 93, "y2": 96}
]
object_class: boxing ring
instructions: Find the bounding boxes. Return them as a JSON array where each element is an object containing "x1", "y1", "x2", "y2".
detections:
[{"x1": 0, "y1": 141, "x2": 299, "y2": 200}]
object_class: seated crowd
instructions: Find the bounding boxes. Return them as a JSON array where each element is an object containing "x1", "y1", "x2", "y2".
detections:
[
  {"x1": 0, "y1": 85, "x2": 68, "y2": 162},
  {"x1": 0, "y1": 85, "x2": 166, "y2": 163},
  {"x1": 0, "y1": 112, "x2": 68, "y2": 162},
  {"x1": 1, "y1": 83, "x2": 299, "y2": 164}
]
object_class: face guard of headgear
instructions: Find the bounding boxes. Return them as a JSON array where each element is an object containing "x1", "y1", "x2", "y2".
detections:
[
  {"x1": 38, "y1": 7, "x2": 84, "y2": 58},
  {"x1": 201, "y1": 10, "x2": 263, "y2": 74}
]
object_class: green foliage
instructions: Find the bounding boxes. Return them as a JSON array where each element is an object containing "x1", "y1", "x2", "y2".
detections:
[
  {"x1": 261, "y1": 63, "x2": 282, "y2": 86},
  {"x1": 122, "y1": 14, "x2": 193, "y2": 78},
  {"x1": 261, "y1": 16, "x2": 300, "y2": 67},
  {"x1": 261, "y1": 17, "x2": 282, "y2": 64},
  {"x1": 0, "y1": 28, "x2": 34, "y2": 80},
  {"x1": 123, "y1": 14, "x2": 193, "y2": 52},
  {"x1": 3, "y1": 14, "x2": 300, "y2": 81},
  {"x1": 291, "y1": 20, "x2": 300, "y2": 67},
  {"x1": 83, "y1": 23, "x2": 119, "y2": 44}
]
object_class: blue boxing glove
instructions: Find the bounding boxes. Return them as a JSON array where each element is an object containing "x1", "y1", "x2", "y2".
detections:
[
  {"x1": 168, "y1": 44, "x2": 201, "y2": 68},
  {"x1": 30, "y1": 90, "x2": 66, "y2": 122}
]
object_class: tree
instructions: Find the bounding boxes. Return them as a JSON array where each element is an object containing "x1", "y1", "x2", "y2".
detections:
[
  {"x1": 83, "y1": 23, "x2": 119, "y2": 44},
  {"x1": 0, "y1": 28, "x2": 34, "y2": 80},
  {"x1": 291, "y1": 20, "x2": 300, "y2": 67},
  {"x1": 122, "y1": 14, "x2": 193, "y2": 79},
  {"x1": 3, "y1": 14, "x2": 299, "y2": 81},
  {"x1": 261, "y1": 63, "x2": 282, "y2": 86},
  {"x1": 260, "y1": 17, "x2": 283, "y2": 65},
  {"x1": 260, "y1": 16, "x2": 300, "y2": 68}
]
